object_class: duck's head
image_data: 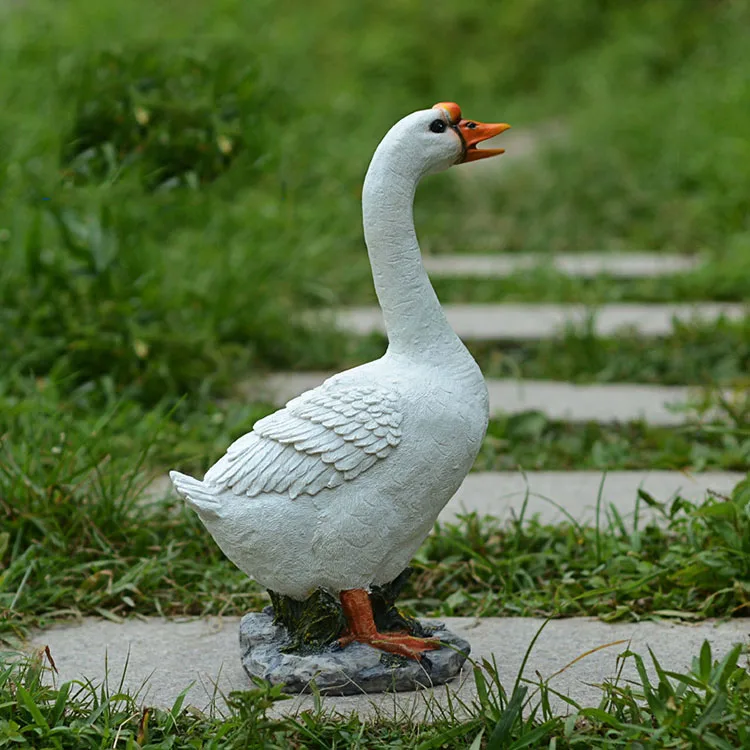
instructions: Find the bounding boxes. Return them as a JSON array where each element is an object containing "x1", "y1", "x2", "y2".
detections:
[{"x1": 377, "y1": 102, "x2": 510, "y2": 177}]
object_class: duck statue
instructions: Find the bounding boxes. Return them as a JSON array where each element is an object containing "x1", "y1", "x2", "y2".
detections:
[{"x1": 170, "y1": 102, "x2": 509, "y2": 667}]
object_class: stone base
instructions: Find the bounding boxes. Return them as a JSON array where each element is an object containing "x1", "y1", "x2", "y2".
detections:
[{"x1": 239, "y1": 609, "x2": 471, "y2": 695}]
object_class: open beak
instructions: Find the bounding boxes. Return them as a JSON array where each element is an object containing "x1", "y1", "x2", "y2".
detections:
[{"x1": 457, "y1": 119, "x2": 511, "y2": 163}]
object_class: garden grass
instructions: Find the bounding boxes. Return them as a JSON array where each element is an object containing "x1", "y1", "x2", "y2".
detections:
[
  {"x1": 334, "y1": 255, "x2": 750, "y2": 307},
  {"x1": 2, "y1": 620, "x2": 749, "y2": 748},
  {"x1": 470, "y1": 322, "x2": 750, "y2": 387},
  {"x1": 1, "y1": 0, "x2": 749, "y2": 408},
  {"x1": 430, "y1": 263, "x2": 750, "y2": 306},
  {"x1": 2, "y1": 1, "x2": 749, "y2": 743},
  {"x1": 2, "y1": 382, "x2": 748, "y2": 644}
]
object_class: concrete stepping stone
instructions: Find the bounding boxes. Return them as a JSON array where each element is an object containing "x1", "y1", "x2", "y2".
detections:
[
  {"x1": 246, "y1": 373, "x2": 707, "y2": 426},
  {"x1": 422, "y1": 253, "x2": 699, "y2": 279},
  {"x1": 30, "y1": 616, "x2": 748, "y2": 719},
  {"x1": 144, "y1": 470, "x2": 742, "y2": 527},
  {"x1": 328, "y1": 303, "x2": 746, "y2": 340},
  {"x1": 441, "y1": 470, "x2": 743, "y2": 526}
]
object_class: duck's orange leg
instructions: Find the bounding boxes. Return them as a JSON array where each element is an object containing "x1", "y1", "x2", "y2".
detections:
[{"x1": 338, "y1": 588, "x2": 440, "y2": 660}]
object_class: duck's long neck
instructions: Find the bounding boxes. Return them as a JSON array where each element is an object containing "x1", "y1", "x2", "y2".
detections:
[{"x1": 362, "y1": 150, "x2": 461, "y2": 359}]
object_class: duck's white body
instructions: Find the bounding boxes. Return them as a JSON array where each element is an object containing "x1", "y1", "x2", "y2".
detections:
[{"x1": 170, "y1": 104, "x2": 502, "y2": 602}]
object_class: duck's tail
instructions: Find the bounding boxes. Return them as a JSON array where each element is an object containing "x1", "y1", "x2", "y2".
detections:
[{"x1": 169, "y1": 471, "x2": 222, "y2": 518}]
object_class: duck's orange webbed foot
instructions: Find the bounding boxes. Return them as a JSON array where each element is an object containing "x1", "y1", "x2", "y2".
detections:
[
  {"x1": 339, "y1": 630, "x2": 441, "y2": 660},
  {"x1": 338, "y1": 589, "x2": 440, "y2": 661}
]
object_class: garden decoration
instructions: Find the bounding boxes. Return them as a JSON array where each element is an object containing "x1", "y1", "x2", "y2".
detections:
[{"x1": 170, "y1": 103, "x2": 509, "y2": 694}]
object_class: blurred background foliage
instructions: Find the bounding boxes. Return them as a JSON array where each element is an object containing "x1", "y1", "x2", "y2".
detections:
[
  {"x1": 61, "y1": 49, "x2": 276, "y2": 191},
  {"x1": 3, "y1": 0, "x2": 750, "y2": 651},
  {"x1": 0, "y1": 0, "x2": 748, "y2": 407}
]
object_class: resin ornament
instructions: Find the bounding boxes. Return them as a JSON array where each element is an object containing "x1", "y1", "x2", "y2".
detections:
[{"x1": 170, "y1": 103, "x2": 509, "y2": 693}]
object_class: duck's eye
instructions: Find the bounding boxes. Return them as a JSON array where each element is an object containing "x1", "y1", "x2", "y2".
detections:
[{"x1": 429, "y1": 119, "x2": 447, "y2": 133}]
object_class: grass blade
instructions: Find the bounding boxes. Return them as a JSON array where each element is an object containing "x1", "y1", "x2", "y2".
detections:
[{"x1": 487, "y1": 686, "x2": 528, "y2": 749}]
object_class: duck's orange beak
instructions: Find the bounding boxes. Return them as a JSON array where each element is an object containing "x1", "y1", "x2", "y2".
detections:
[
  {"x1": 431, "y1": 103, "x2": 510, "y2": 163},
  {"x1": 456, "y1": 119, "x2": 511, "y2": 162}
]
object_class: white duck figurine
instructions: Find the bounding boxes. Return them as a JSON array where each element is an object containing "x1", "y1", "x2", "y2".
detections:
[{"x1": 170, "y1": 102, "x2": 509, "y2": 659}]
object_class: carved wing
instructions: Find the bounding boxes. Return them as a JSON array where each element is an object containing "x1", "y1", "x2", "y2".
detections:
[{"x1": 203, "y1": 379, "x2": 403, "y2": 499}]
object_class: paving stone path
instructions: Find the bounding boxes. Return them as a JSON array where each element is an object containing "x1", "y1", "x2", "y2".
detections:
[
  {"x1": 32, "y1": 616, "x2": 749, "y2": 719},
  {"x1": 145, "y1": 470, "x2": 741, "y2": 528},
  {"x1": 441, "y1": 470, "x2": 743, "y2": 525},
  {"x1": 422, "y1": 252, "x2": 700, "y2": 278},
  {"x1": 249, "y1": 372, "x2": 711, "y2": 425},
  {"x1": 331, "y1": 302, "x2": 746, "y2": 340},
  {"x1": 26, "y1": 251, "x2": 748, "y2": 717}
]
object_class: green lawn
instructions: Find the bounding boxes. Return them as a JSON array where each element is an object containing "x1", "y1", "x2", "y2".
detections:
[
  {"x1": 2, "y1": 387, "x2": 749, "y2": 642},
  {"x1": 2, "y1": 0, "x2": 750, "y2": 406},
  {"x1": 3, "y1": 434, "x2": 750, "y2": 745}
]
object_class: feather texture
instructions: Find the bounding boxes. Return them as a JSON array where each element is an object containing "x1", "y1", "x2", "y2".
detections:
[{"x1": 202, "y1": 378, "x2": 402, "y2": 500}]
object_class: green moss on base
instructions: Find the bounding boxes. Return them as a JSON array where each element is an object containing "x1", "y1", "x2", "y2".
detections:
[
  {"x1": 268, "y1": 568, "x2": 427, "y2": 654},
  {"x1": 268, "y1": 588, "x2": 345, "y2": 655}
]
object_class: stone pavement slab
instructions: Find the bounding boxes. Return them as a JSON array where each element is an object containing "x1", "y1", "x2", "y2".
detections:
[
  {"x1": 145, "y1": 469, "x2": 741, "y2": 529},
  {"x1": 329, "y1": 303, "x2": 746, "y2": 340},
  {"x1": 422, "y1": 253, "x2": 699, "y2": 279},
  {"x1": 30, "y1": 616, "x2": 749, "y2": 720},
  {"x1": 441, "y1": 470, "x2": 743, "y2": 526},
  {"x1": 247, "y1": 373, "x2": 705, "y2": 425}
]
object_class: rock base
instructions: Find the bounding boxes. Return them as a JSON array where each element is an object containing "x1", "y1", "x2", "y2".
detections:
[{"x1": 239, "y1": 609, "x2": 471, "y2": 695}]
